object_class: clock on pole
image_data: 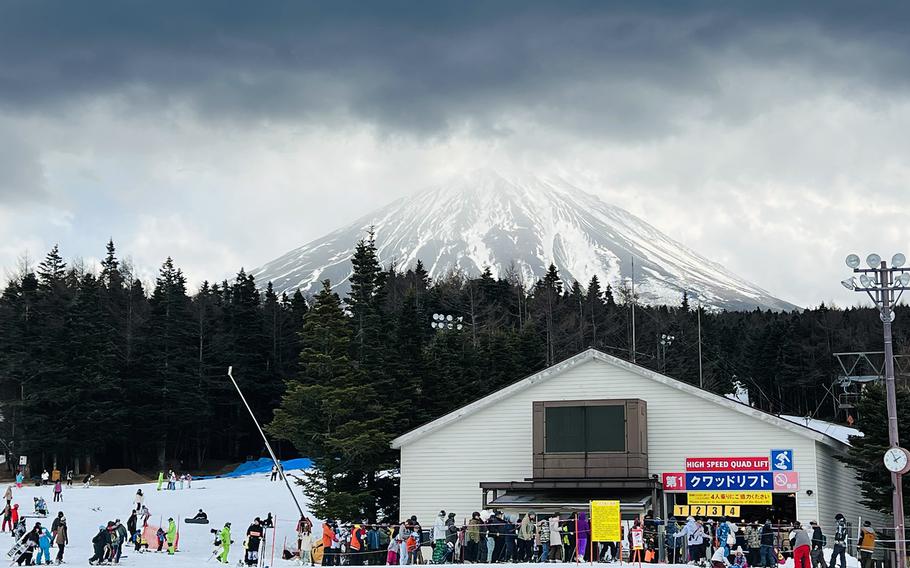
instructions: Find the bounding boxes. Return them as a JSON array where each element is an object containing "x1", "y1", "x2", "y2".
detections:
[{"x1": 883, "y1": 447, "x2": 910, "y2": 474}]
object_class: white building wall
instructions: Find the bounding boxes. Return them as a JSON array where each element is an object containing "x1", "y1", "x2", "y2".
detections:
[
  {"x1": 398, "y1": 356, "x2": 825, "y2": 525},
  {"x1": 814, "y1": 442, "x2": 886, "y2": 537}
]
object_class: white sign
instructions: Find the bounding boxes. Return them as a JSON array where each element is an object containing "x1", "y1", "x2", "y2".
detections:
[
  {"x1": 631, "y1": 528, "x2": 644, "y2": 550},
  {"x1": 0, "y1": 454, "x2": 6, "y2": 464},
  {"x1": 18, "y1": 456, "x2": 26, "y2": 466}
]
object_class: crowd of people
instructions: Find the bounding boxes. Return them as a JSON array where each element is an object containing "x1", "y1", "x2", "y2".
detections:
[
  {"x1": 281, "y1": 510, "x2": 879, "y2": 568},
  {"x1": 155, "y1": 470, "x2": 193, "y2": 491}
]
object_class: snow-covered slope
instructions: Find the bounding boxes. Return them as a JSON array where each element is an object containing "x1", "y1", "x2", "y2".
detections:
[{"x1": 253, "y1": 170, "x2": 796, "y2": 312}]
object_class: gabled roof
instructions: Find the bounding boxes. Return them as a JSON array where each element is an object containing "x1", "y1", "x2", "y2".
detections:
[{"x1": 391, "y1": 348, "x2": 846, "y2": 450}]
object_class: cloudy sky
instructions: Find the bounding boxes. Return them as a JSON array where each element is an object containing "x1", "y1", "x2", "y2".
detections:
[{"x1": 2, "y1": 1, "x2": 910, "y2": 308}]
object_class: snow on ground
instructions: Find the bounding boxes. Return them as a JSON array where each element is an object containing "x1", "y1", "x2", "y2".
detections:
[
  {"x1": 2, "y1": 473, "x2": 868, "y2": 568},
  {"x1": 5, "y1": 473, "x2": 307, "y2": 567}
]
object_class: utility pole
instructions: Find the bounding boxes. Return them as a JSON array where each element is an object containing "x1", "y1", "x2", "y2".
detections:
[
  {"x1": 842, "y1": 253, "x2": 910, "y2": 568},
  {"x1": 630, "y1": 257, "x2": 636, "y2": 363},
  {"x1": 697, "y1": 305, "x2": 704, "y2": 389}
]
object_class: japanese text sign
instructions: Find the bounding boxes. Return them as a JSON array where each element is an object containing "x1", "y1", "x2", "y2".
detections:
[
  {"x1": 685, "y1": 457, "x2": 770, "y2": 471},
  {"x1": 686, "y1": 472, "x2": 773, "y2": 491},
  {"x1": 687, "y1": 492, "x2": 772, "y2": 505},
  {"x1": 590, "y1": 500, "x2": 621, "y2": 542}
]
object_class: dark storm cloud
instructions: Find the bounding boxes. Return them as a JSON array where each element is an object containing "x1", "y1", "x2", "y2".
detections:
[{"x1": 1, "y1": 1, "x2": 910, "y2": 139}]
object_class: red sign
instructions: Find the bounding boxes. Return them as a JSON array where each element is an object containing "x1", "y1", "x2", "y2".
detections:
[
  {"x1": 772, "y1": 471, "x2": 799, "y2": 491},
  {"x1": 685, "y1": 457, "x2": 770, "y2": 472},
  {"x1": 662, "y1": 472, "x2": 686, "y2": 491}
]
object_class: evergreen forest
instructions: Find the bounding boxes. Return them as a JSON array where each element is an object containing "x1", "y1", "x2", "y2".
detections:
[{"x1": 0, "y1": 235, "x2": 905, "y2": 517}]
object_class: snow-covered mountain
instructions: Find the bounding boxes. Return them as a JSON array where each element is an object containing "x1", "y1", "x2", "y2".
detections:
[{"x1": 252, "y1": 170, "x2": 797, "y2": 311}]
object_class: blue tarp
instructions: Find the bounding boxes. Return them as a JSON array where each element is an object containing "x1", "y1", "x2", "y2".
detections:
[{"x1": 200, "y1": 457, "x2": 312, "y2": 479}]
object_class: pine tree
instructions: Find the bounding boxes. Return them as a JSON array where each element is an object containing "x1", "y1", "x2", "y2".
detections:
[
  {"x1": 270, "y1": 280, "x2": 395, "y2": 520},
  {"x1": 839, "y1": 383, "x2": 910, "y2": 512}
]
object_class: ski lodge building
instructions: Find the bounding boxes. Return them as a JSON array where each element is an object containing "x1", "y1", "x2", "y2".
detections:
[{"x1": 391, "y1": 348, "x2": 883, "y2": 528}]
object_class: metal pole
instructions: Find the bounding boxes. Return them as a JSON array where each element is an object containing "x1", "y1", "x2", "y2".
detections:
[
  {"x1": 631, "y1": 258, "x2": 636, "y2": 364},
  {"x1": 697, "y1": 307, "x2": 704, "y2": 389},
  {"x1": 878, "y1": 264, "x2": 906, "y2": 568},
  {"x1": 227, "y1": 366, "x2": 306, "y2": 519}
]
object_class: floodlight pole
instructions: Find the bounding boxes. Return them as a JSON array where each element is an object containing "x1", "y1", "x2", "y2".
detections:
[
  {"x1": 844, "y1": 257, "x2": 909, "y2": 568},
  {"x1": 879, "y1": 266, "x2": 906, "y2": 568},
  {"x1": 227, "y1": 366, "x2": 306, "y2": 519}
]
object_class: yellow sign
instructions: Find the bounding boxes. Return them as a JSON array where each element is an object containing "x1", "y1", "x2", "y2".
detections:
[
  {"x1": 687, "y1": 492, "x2": 772, "y2": 505},
  {"x1": 590, "y1": 500, "x2": 621, "y2": 542},
  {"x1": 674, "y1": 505, "x2": 741, "y2": 517}
]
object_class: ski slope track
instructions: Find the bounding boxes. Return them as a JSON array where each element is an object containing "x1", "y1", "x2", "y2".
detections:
[{"x1": 253, "y1": 170, "x2": 797, "y2": 312}]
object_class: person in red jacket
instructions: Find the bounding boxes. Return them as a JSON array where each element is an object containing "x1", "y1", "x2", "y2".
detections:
[{"x1": 11, "y1": 503, "x2": 19, "y2": 528}]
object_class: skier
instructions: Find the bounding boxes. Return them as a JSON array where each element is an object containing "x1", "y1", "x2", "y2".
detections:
[
  {"x1": 245, "y1": 517, "x2": 264, "y2": 566},
  {"x1": 52, "y1": 480, "x2": 62, "y2": 503},
  {"x1": 35, "y1": 525, "x2": 52, "y2": 565},
  {"x1": 810, "y1": 521, "x2": 827, "y2": 568},
  {"x1": 166, "y1": 517, "x2": 177, "y2": 554},
  {"x1": 156, "y1": 471, "x2": 164, "y2": 491},
  {"x1": 53, "y1": 515, "x2": 67, "y2": 564},
  {"x1": 759, "y1": 520, "x2": 776, "y2": 568},
  {"x1": 134, "y1": 488, "x2": 144, "y2": 511},
  {"x1": 89, "y1": 525, "x2": 109, "y2": 565},
  {"x1": 2, "y1": 502, "x2": 11, "y2": 533},
  {"x1": 114, "y1": 519, "x2": 129, "y2": 563},
  {"x1": 218, "y1": 522, "x2": 233, "y2": 564},
  {"x1": 16, "y1": 522, "x2": 41, "y2": 566},
  {"x1": 156, "y1": 526, "x2": 166, "y2": 552},
  {"x1": 790, "y1": 522, "x2": 811, "y2": 568},
  {"x1": 829, "y1": 514, "x2": 847, "y2": 568},
  {"x1": 858, "y1": 521, "x2": 876, "y2": 568}
]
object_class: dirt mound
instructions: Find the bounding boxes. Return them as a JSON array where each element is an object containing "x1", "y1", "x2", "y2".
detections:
[{"x1": 94, "y1": 468, "x2": 150, "y2": 486}]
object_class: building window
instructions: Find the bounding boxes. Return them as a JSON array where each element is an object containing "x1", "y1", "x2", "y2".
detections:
[{"x1": 545, "y1": 405, "x2": 626, "y2": 453}]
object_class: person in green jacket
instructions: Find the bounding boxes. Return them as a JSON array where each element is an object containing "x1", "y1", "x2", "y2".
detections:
[
  {"x1": 219, "y1": 523, "x2": 232, "y2": 564},
  {"x1": 156, "y1": 472, "x2": 164, "y2": 491},
  {"x1": 166, "y1": 517, "x2": 177, "y2": 554}
]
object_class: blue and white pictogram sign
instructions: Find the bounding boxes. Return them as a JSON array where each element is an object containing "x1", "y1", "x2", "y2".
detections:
[{"x1": 770, "y1": 449, "x2": 793, "y2": 471}]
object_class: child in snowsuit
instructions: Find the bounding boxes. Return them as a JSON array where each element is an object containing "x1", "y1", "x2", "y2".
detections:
[{"x1": 156, "y1": 527, "x2": 166, "y2": 552}]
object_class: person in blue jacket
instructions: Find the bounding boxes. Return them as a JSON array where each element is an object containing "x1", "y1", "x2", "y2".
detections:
[
  {"x1": 717, "y1": 517, "x2": 732, "y2": 558},
  {"x1": 35, "y1": 526, "x2": 52, "y2": 565}
]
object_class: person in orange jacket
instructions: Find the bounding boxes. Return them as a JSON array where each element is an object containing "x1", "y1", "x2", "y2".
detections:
[{"x1": 322, "y1": 522, "x2": 337, "y2": 566}]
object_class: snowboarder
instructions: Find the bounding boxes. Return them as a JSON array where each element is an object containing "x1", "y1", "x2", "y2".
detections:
[
  {"x1": 166, "y1": 517, "x2": 177, "y2": 554},
  {"x1": 432, "y1": 511, "x2": 447, "y2": 563},
  {"x1": 186, "y1": 473, "x2": 192, "y2": 488},
  {"x1": 53, "y1": 516, "x2": 67, "y2": 564},
  {"x1": 33, "y1": 496, "x2": 47, "y2": 516},
  {"x1": 89, "y1": 525, "x2": 110, "y2": 565},
  {"x1": 245, "y1": 517, "x2": 264, "y2": 566},
  {"x1": 809, "y1": 521, "x2": 827, "y2": 568},
  {"x1": 3, "y1": 485, "x2": 12, "y2": 506},
  {"x1": 16, "y1": 522, "x2": 41, "y2": 566},
  {"x1": 191, "y1": 508, "x2": 208, "y2": 521},
  {"x1": 40, "y1": 470, "x2": 49, "y2": 486},
  {"x1": 156, "y1": 471, "x2": 164, "y2": 491},
  {"x1": 178, "y1": 473, "x2": 185, "y2": 490},
  {"x1": 65, "y1": 470, "x2": 73, "y2": 487},
  {"x1": 114, "y1": 519, "x2": 129, "y2": 563},
  {"x1": 10, "y1": 503, "x2": 19, "y2": 531},
  {"x1": 140, "y1": 505, "x2": 151, "y2": 527},
  {"x1": 134, "y1": 488, "x2": 144, "y2": 511},
  {"x1": 270, "y1": 464, "x2": 278, "y2": 482},
  {"x1": 15, "y1": 471, "x2": 23, "y2": 489},
  {"x1": 759, "y1": 520, "x2": 776, "y2": 568},
  {"x1": 218, "y1": 522, "x2": 232, "y2": 564},
  {"x1": 35, "y1": 525, "x2": 52, "y2": 565},
  {"x1": 1, "y1": 502, "x2": 11, "y2": 533},
  {"x1": 829, "y1": 514, "x2": 847, "y2": 568},
  {"x1": 52, "y1": 480, "x2": 62, "y2": 503}
]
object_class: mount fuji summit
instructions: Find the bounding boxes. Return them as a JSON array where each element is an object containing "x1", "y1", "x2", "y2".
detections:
[{"x1": 252, "y1": 171, "x2": 796, "y2": 311}]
